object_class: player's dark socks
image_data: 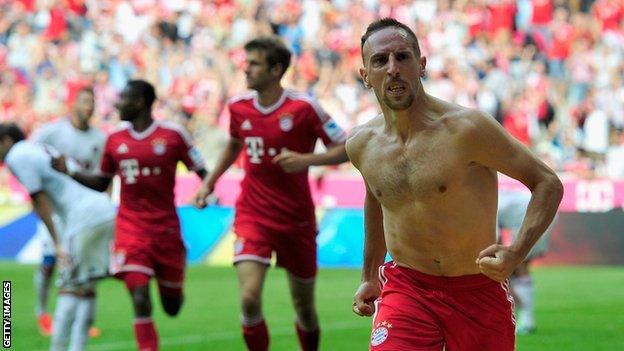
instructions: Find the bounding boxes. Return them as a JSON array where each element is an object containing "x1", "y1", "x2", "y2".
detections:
[
  {"x1": 296, "y1": 322, "x2": 320, "y2": 351},
  {"x1": 134, "y1": 317, "x2": 158, "y2": 351},
  {"x1": 242, "y1": 319, "x2": 269, "y2": 351}
]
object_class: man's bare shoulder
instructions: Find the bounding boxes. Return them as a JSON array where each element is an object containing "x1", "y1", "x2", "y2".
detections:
[
  {"x1": 346, "y1": 114, "x2": 384, "y2": 167},
  {"x1": 437, "y1": 107, "x2": 495, "y2": 138}
]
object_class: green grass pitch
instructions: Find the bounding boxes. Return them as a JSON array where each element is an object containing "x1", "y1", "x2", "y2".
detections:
[{"x1": 1, "y1": 263, "x2": 622, "y2": 350}]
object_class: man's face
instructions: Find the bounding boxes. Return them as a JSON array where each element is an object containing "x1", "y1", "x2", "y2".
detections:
[
  {"x1": 73, "y1": 91, "x2": 95, "y2": 123},
  {"x1": 360, "y1": 27, "x2": 426, "y2": 111},
  {"x1": 115, "y1": 86, "x2": 141, "y2": 121},
  {"x1": 244, "y1": 50, "x2": 277, "y2": 91},
  {"x1": 0, "y1": 136, "x2": 11, "y2": 162}
]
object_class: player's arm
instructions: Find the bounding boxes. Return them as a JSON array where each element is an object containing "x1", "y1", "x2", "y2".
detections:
[
  {"x1": 353, "y1": 180, "x2": 386, "y2": 317},
  {"x1": 30, "y1": 191, "x2": 67, "y2": 263},
  {"x1": 466, "y1": 111, "x2": 563, "y2": 281},
  {"x1": 347, "y1": 128, "x2": 386, "y2": 316},
  {"x1": 272, "y1": 142, "x2": 348, "y2": 173},
  {"x1": 194, "y1": 137, "x2": 243, "y2": 208},
  {"x1": 51, "y1": 154, "x2": 112, "y2": 192}
]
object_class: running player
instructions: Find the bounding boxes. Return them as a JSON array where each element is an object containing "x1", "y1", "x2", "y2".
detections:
[
  {"x1": 54, "y1": 80, "x2": 207, "y2": 351},
  {"x1": 348, "y1": 18, "x2": 563, "y2": 350},
  {"x1": 0, "y1": 122, "x2": 114, "y2": 351},
  {"x1": 32, "y1": 86, "x2": 106, "y2": 337},
  {"x1": 194, "y1": 37, "x2": 348, "y2": 351}
]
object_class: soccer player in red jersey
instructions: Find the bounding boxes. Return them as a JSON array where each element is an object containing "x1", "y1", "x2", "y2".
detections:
[
  {"x1": 55, "y1": 80, "x2": 207, "y2": 351},
  {"x1": 195, "y1": 37, "x2": 348, "y2": 351}
]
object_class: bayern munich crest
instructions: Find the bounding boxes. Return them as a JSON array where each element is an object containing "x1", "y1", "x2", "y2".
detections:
[
  {"x1": 152, "y1": 138, "x2": 167, "y2": 155},
  {"x1": 279, "y1": 115, "x2": 294, "y2": 132},
  {"x1": 371, "y1": 320, "x2": 392, "y2": 346}
]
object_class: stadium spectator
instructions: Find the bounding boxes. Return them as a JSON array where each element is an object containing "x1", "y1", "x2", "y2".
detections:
[{"x1": 194, "y1": 36, "x2": 348, "y2": 351}]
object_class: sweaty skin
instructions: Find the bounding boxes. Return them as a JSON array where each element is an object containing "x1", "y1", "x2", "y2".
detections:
[{"x1": 349, "y1": 26, "x2": 562, "y2": 316}]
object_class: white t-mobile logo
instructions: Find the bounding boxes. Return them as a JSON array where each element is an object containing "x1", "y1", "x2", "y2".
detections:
[
  {"x1": 245, "y1": 137, "x2": 264, "y2": 164},
  {"x1": 119, "y1": 158, "x2": 140, "y2": 184}
]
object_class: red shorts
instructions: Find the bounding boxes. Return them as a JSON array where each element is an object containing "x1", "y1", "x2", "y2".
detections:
[
  {"x1": 370, "y1": 262, "x2": 515, "y2": 351},
  {"x1": 110, "y1": 232, "x2": 186, "y2": 290},
  {"x1": 233, "y1": 221, "x2": 317, "y2": 280}
]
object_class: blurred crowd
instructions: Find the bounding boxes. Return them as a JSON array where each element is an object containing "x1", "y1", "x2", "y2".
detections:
[{"x1": 1, "y1": 0, "x2": 624, "y2": 179}]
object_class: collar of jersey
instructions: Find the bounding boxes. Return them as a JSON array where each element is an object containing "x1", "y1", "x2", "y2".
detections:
[{"x1": 252, "y1": 89, "x2": 288, "y2": 115}]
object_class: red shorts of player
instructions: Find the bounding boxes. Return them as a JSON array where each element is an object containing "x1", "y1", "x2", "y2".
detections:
[
  {"x1": 233, "y1": 221, "x2": 317, "y2": 280},
  {"x1": 370, "y1": 262, "x2": 515, "y2": 351},
  {"x1": 110, "y1": 231, "x2": 186, "y2": 291}
]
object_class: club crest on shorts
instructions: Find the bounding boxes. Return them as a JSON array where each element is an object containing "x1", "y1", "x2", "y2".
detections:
[
  {"x1": 371, "y1": 320, "x2": 392, "y2": 347},
  {"x1": 152, "y1": 138, "x2": 167, "y2": 155},
  {"x1": 234, "y1": 238, "x2": 244, "y2": 255},
  {"x1": 279, "y1": 114, "x2": 294, "y2": 132},
  {"x1": 110, "y1": 250, "x2": 126, "y2": 274}
]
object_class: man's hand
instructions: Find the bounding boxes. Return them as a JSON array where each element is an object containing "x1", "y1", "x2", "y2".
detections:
[
  {"x1": 476, "y1": 244, "x2": 524, "y2": 282},
  {"x1": 272, "y1": 150, "x2": 310, "y2": 173},
  {"x1": 55, "y1": 244, "x2": 71, "y2": 269},
  {"x1": 51, "y1": 155, "x2": 68, "y2": 174},
  {"x1": 352, "y1": 281, "x2": 381, "y2": 317},
  {"x1": 193, "y1": 182, "x2": 215, "y2": 209}
]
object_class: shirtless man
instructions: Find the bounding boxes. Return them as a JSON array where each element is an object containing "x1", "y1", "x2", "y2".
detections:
[{"x1": 347, "y1": 18, "x2": 563, "y2": 351}]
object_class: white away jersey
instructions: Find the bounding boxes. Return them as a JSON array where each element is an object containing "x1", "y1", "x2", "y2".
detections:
[
  {"x1": 32, "y1": 118, "x2": 106, "y2": 173},
  {"x1": 5, "y1": 141, "x2": 115, "y2": 231}
]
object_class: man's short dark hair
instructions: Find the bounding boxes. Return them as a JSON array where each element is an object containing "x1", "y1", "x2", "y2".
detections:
[
  {"x1": 244, "y1": 36, "x2": 292, "y2": 78},
  {"x1": 361, "y1": 18, "x2": 421, "y2": 61},
  {"x1": 0, "y1": 123, "x2": 26, "y2": 143},
  {"x1": 77, "y1": 86, "x2": 94, "y2": 96},
  {"x1": 127, "y1": 79, "x2": 157, "y2": 108}
]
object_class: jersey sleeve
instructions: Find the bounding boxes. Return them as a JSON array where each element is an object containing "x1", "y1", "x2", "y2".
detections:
[
  {"x1": 228, "y1": 104, "x2": 241, "y2": 140},
  {"x1": 307, "y1": 99, "x2": 347, "y2": 145},
  {"x1": 6, "y1": 146, "x2": 44, "y2": 195},
  {"x1": 98, "y1": 136, "x2": 117, "y2": 177},
  {"x1": 175, "y1": 128, "x2": 205, "y2": 172},
  {"x1": 31, "y1": 123, "x2": 55, "y2": 145}
]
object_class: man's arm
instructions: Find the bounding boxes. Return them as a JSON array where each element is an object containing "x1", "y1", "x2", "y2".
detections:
[
  {"x1": 272, "y1": 143, "x2": 348, "y2": 173},
  {"x1": 194, "y1": 138, "x2": 243, "y2": 208},
  {"x1": 51, "y1": 155, "x2": 112, "y2": 192},
  {"x1": 467, "y1": 112, "x2": 564, "y2": 281},
  {"x1": 30, "y1": 192, "x2": 68, "y2": 265},
  {"x1": 353, "y1": 181, "x2": 386, "y2": 316}
]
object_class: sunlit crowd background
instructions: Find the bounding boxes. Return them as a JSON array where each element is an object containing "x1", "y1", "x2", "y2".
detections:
[{"x1": 1, "y1": 0, "x2": 624, "y2": 185}]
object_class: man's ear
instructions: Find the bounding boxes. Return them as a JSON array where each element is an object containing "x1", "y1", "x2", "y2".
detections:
[
  {"x1": 271, "y1": 63, "x2": 285, "y2": 78},
  {"x1": 419, "y1": 56, "x2": 427, "y2": 78},
  {"x1": 359, "y1": 67, "x2": 371, "y2": 89}
]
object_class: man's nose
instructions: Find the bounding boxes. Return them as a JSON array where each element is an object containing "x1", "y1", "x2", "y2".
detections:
[{"x1": 386, "y1": 56, "x2": 400, "y2": 78}]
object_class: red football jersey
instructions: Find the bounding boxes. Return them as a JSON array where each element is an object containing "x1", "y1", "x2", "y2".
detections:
[
  {"x1": 229, "y1": 90, "x2": 346, "y2": 231},
  {"x1": 100, "y1": 121, "x2": 204, "y2": 237}
]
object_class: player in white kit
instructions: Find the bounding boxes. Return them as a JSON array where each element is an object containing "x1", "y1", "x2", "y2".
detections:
[
  {"x1": 498, "y1": 188, "x2": 555, "y2": 335},
  {"x1": 0, "y1": 123, "x2": 114, "y2": 351},
  {"x1": 31, "y1": 87, "x2": 106, "y2": 336}
]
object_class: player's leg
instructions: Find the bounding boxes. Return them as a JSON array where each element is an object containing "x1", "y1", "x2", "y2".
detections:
[
  {"x1": 237, "y1": 260, "x2": 270, "y2": 351},
  {"x1": 50, "y1": 290, "x2": 79, "y2": 351},
  {"x1": 36, "y1": 234, "x2": 56, "y2": 336},
  {"x1": 443, "y1": 277, "x2": 515, "y2": 351},
  {"x1": 111, "y1": 238, "x2": 159, "y2": 351},
  {"x1": 277, "y1": 231, "x2": 319, "y2": 351},
  {"x1": 67, "y1": 286, "x2": 96, "y2": 351},
  {"x1": 286, "y1": 273, "x2": 319, "y2": 351},
  {"x1": 124, "y1": 273, "x2": 158, "y2": 351},
  {"x1": 511, "y1": 260, "x2": 535, "y2": 334},
  {"x1": 155, "y1": 236, "x2": 186, "y2": 317},
  {"x1": 369, "y1": 264, "x2": 444, "y2": 351}
]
